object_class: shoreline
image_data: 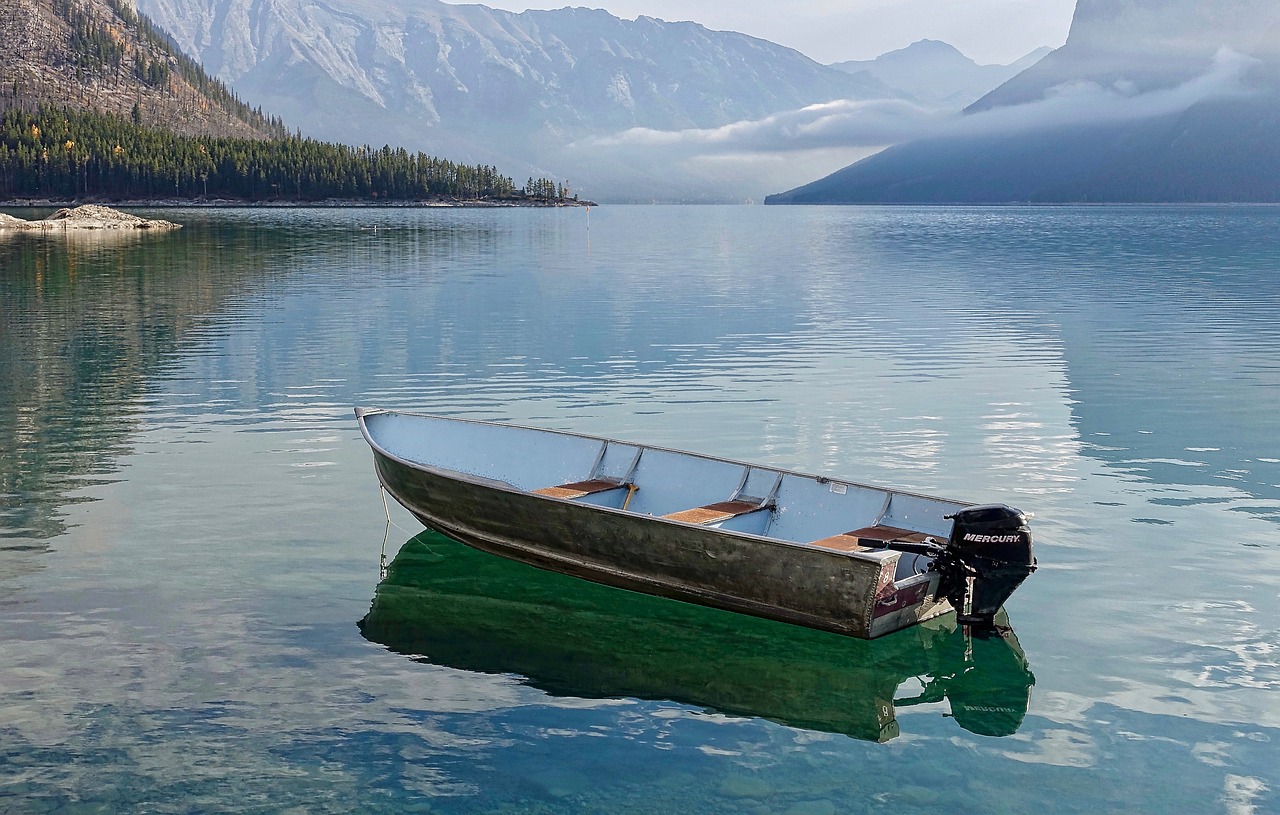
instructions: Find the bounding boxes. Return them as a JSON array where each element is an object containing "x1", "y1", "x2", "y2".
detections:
[{"x1": 0, "y1": 197, "x2": 595, "y2": 209}]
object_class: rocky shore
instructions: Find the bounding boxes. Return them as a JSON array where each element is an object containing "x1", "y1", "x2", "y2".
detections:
[{"x1": 0, "y1": 205, "x2": 182, "y2": 231}]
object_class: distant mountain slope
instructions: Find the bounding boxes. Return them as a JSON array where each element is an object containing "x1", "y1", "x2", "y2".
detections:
[
  {"x1": 831, "y1": 40, "x2": 1050, "y2": 109},
  {"x1": 768, "y1": 0, "x2": 1280, "y2": 204},
  {"x1": 132, "y1": 0, "x2": 895, "y2": 182},
  {"x1": 971, "y1": 0, "x2": 1280, "y2": 113},
  {"x1": 0, "y1": 0, "x2": 282, "y2": 138}
]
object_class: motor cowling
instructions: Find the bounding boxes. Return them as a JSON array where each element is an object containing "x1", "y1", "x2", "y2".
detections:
[{"x1": 939, "y1": 504, "x2": 1035, "y2": 627}]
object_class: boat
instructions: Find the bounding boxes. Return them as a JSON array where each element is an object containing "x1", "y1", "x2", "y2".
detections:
[
  {"x1": 355, "y1": 409, "x2": 1036, "y2": 639},
  {"x1": 359, "y1": 530, "x2": 1036, "y2": 741}
]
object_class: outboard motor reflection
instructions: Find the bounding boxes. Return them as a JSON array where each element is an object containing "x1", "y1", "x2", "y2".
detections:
[{"x1": 896, "y1": 619, "x2": 1035, "y2": 737}]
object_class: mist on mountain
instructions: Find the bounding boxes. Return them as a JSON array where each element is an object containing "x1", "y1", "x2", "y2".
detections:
[{"x1": 768, "y1": 0, "x2": 1280, "y2": 203}]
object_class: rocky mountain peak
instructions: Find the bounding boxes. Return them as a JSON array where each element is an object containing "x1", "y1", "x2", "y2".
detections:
[
  {"x1": 830, "y1": 39, "x2": 1047, "y2": 109},
  {"x1": 134, "y1": 0, "x2": 889, "y2": 166}
]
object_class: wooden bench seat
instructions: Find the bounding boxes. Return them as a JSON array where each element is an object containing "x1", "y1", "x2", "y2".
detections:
[
  {"x1": 808, "y1": 533, "x2": 874, "y2": 552},
  {"x1": 847, "y1": 526, "x2": 933, "y2": 544},
  {"x1": 533, "y1": 479, "x2": 625, "y2": 499},
  {"x1": 663, "y1": 499, "x2": 765, "y2": 525},
  {"x1": 810, "y1": 525, "x2": 933, "y2": 552}
]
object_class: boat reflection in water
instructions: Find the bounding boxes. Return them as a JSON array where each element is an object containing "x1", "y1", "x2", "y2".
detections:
[{"x1": 359, "y1": 531, "x2": 1035, "y2": 743}]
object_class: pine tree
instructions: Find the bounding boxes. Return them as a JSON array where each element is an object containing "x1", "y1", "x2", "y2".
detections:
[{"x1": 0, "y1": 106, "x2": 572, "y2": 205}]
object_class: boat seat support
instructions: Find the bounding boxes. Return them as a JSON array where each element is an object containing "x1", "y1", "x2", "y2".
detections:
[
  {"x1": 668, "y1": 468, "x2": 782, "y2": 526},
  {"x1": 871, "y1": 492, "x2": 893, "y2": 527},
  {"x1": 533, "y1": 443, "x2": 645, "y2": 502}
]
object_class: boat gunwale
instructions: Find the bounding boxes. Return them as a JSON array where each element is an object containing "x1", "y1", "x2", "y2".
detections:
[{"x1": 354, "y1": 407, "x2": 969, "y2": 555}]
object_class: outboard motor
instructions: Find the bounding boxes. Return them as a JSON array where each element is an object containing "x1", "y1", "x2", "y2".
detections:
[{"x1": 933, "y1": 504, "x2": 1035, "y2": 626}]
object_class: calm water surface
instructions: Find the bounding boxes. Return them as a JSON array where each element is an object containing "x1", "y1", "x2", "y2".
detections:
[{"x1": 1, "y1": 205, "x2": 1278, "y2": 813}]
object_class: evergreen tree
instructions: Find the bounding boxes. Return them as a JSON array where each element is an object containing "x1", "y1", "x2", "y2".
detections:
[{"x1": 0, "y1": 106, "x2": 570, "y2": 204}]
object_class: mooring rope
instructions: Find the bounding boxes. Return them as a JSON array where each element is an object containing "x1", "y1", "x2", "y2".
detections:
[
  {"x1": 377, "y1": 486, "x2": 417, "y2": 580},
  {"x1": 379, "y1": 486, "x2": 391, "y2": 580}
]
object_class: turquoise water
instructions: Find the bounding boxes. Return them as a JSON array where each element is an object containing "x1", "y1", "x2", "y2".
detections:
[{"x1": 2, "y1": 205, "x2": 1278, "y2": 813}]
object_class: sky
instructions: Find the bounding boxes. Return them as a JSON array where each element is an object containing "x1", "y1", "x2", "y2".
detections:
[{"x1": 441, "y1": 0, "x2": 1078, "y2": 65}]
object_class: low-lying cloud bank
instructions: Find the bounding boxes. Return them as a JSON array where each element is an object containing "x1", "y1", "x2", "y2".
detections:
[
  {"x1": 951, "y1": 47, "x2": 1260, "y2": 135},
  {"x1": 565, "y1": 48, "x2": 1262, "y2": 202},
  {"x1": 591, "y1": 97, "x2": 947, "y2": 154}
]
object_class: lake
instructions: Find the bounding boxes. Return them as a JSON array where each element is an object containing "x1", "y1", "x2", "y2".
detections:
[{"x1": 2, "y1": 204, "x2": 1277, "y2": 814}]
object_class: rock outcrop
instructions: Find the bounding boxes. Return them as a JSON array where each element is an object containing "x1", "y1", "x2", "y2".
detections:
[{"x1": 0, "y1": 205, "x2": 181, "y2": 230}]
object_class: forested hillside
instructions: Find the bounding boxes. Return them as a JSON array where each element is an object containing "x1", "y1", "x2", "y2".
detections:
[
  {"x1": 0, "y1": 107, "x2": 573, "y2": 203},
  {"x1": 0, "y1": 0, "x2": 282, "y2": 138}
]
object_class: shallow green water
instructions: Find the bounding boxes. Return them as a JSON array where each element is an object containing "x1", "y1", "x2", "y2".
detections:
[{"x1": 1, "y1": 205, "x2": 1277, "y2": 813}]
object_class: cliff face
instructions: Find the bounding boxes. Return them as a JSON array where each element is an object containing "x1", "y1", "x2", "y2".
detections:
[
  {"x1": 0, "y1": 0, "x2": 281, "y2": 138},
  {"x1": 971, "y1": 0, "x2": 1280, "y2": 112},
  {"x1": 1065, "y1": 0, "x2": 1280, "y2": 55},
  {"x1": 768, "y1": 0, "x2": 1280, "y2": 204}
]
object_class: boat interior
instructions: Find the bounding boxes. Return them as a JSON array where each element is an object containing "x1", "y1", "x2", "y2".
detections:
[{"x1": 365, "y1": 412, "x2": 968, "y2": 580}]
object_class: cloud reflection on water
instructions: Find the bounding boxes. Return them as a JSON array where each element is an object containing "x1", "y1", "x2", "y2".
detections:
[{"x1": 1, "y1": 206, "x2": 1279, "y2": 813}]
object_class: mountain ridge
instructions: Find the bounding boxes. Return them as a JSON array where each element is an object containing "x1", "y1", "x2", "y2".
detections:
[
  {"x1": 138, "y1": 0, "x2": 890, "y2": 139},
  {"x1": 831, "y1": 40, "x2": 1051, "y2": 109}
]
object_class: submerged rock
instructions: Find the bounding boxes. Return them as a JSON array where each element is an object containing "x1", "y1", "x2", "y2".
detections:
[
  {"x1": 718, "y1": 775, "x2": 773, "y2": 799},
  {"x1": 0, "y1": 205, "x2": 180, "y2": 230},
  {"x1": 784, "y1": 800, "x2": 837, "y2": 815},
  {"x1": 528, "y1": 768, "x2": 591, "y2": 799}
]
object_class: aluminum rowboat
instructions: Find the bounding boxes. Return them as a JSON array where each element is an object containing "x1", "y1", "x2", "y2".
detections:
[{"x1": 356, "y1": 409, "x2": 1035, "y2": 639}]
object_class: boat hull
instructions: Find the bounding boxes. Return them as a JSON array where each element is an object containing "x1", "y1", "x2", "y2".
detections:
[{"x1": 366, "y1": 431, "x2": 955, "y2": 639}]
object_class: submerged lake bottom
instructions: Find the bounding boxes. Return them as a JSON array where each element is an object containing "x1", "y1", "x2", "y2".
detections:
[{"x1": 1, "y1": 204, "x2": 1278, "y2": 813}]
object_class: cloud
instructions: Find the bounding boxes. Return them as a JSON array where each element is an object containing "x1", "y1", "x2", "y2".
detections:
[
  {"x1": 562, "y1": 47, "x2": 1263, "y2": 201},
  {"x1": 587, "y1": 47, "x2": 1260, "y2": 161},
  {"x1": 951, "y1": 46, "x2": 1262, "y2": 136},
  {"x1": 561, "y1": 97, "x2": 946, "y2": 201},
  {"x1": 588, "y1": 97, "x2": 947, "y2": 154}
]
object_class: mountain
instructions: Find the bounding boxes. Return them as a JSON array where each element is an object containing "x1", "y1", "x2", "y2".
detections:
[
  {"x1": 971, "y1": 0, "x2": 1280, "y2": 113},
  {"x1": 767, "y1": 0, "x2": 1280, "y2": 204},
  {"x1": 0, "y1": 0, "x2": 282, "y2": 139},
  {"x1": 130, "y1": 0, "x2": 897, "y2": 199},
  {"x1": 831, "y1": 40, "x2": 1051, "y2": 110}
]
